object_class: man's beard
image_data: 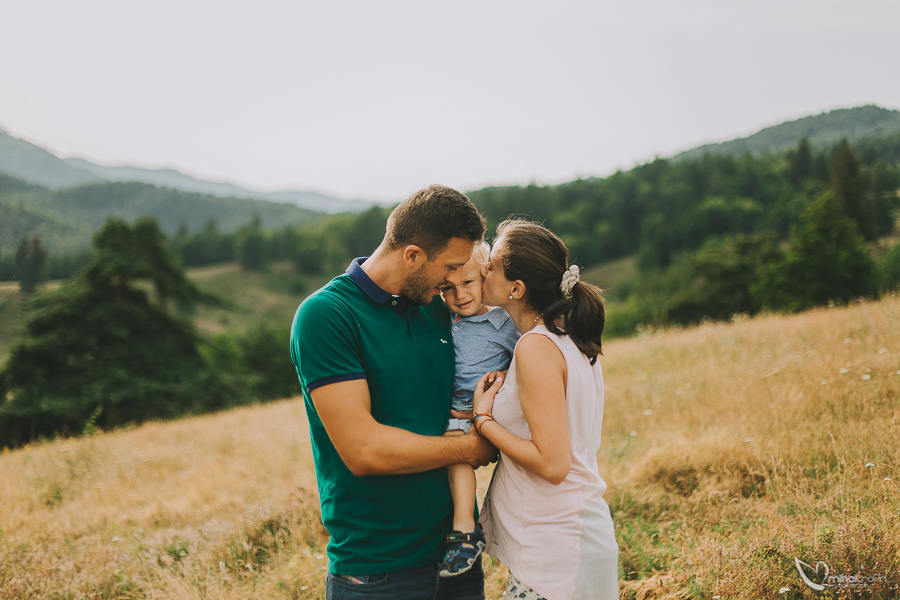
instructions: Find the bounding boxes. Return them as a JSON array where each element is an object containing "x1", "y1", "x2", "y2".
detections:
[{"x1": 400, "y1": 263, "x2": 435, "y2": 306}]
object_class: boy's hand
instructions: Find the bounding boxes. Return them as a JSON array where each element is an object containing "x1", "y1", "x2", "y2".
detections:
[
  {"x1": 485, "y1": 370, "x2": 507, "y2": 382},
  {"x1": 450, "y1": 408, "x2": 474, "y2": 420}
]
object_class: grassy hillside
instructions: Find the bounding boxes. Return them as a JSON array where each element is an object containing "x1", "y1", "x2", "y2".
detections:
[
  {"x1": 673, "y1": 105, "x2": 900, "y2": 161},
  {"x1": 187, "y1": 261, "x2": 330, "y2": 336},
  {"x1": 0, "y1": 194, "x2": 95, "y2": 255},
  {"x1": 581, "y1": 255, "x2": 639, "y2": 300},
  {"x1": 1, "y1": 295, "x2": 897, "y2": 599},
  {"x1": 0, "y1": 262, "x2": 320, "y2": 366}
]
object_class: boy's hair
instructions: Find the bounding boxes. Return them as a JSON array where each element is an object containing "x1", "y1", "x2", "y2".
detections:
[
  {"x1": 471, "y1": 241, "x2": 491, "y2": 266},
  {"x1": 385, "y1": 185, "x2": 486, "y2": 258}
]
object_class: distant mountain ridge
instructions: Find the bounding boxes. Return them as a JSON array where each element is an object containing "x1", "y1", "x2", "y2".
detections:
[
  {"x1": 62, "y1": 157, "x2": 378, "y2": 214},
  {"x1": 0, "y1": 131, "x2": 102, "y2": 188},
  {"x1": 3, "y1": 103, "x2": 898, "y2": 226},
  {"x1": 671, "y1": 105, "x2": 900, "y2": 161},
  {"x1": 0, "y1": 130, "x2": 379, "y2": 214}
]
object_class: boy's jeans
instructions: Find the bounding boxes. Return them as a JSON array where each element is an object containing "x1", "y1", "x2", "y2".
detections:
[{"x1": 325, "y1": 559, "x2": 484, "y2": 600}]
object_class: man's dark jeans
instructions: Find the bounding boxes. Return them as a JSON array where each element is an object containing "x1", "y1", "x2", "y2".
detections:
[{"x1": 325, "y1": 559, "x2": 484, "y2": 600}]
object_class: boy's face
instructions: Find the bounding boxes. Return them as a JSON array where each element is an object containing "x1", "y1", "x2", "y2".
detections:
[{"x1": 440, "y1": 259, "x2": 488, "y2": 317}]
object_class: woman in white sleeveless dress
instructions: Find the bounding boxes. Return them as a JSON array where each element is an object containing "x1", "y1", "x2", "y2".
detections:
[{"x1": 472, "y1": 220, "x2": 618, "y2": 600}]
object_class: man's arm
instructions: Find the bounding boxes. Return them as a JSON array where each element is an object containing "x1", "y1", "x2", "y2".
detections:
[{"x1": 311, "y1": 379, "x2": 497, "y2": 476}]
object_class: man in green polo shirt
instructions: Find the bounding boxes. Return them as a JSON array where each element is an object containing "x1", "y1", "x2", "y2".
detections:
[{"x1": 290, "y1": 185, "x2": 497, "y2": 600}]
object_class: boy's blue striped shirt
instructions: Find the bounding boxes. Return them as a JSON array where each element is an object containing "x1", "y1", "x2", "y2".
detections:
[{"x1": 449, "y1": 307, "x2": 521, "y2": 411}]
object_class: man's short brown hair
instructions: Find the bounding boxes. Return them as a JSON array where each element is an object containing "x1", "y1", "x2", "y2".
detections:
[{"x1": 385, "y1": 185, "x2": 486, "y2": 258}]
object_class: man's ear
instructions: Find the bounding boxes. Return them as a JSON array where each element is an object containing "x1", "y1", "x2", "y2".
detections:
[{"x1": 402, "y1": 245, "x2": 426, "y2": 268}]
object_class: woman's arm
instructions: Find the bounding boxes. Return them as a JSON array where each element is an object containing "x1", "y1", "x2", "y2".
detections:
[{"x1": 474, "y1": 335, "x2": 571, "y2": 485}]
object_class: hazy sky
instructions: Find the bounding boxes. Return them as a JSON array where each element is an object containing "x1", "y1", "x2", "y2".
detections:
[{"x1": 1, "y1": 1, "x2": 899, "y2": 202}]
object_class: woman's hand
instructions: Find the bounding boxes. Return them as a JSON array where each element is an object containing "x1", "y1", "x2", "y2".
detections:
[{"x1": 473, "y1": 371, "x2": 505, "y2": 416}]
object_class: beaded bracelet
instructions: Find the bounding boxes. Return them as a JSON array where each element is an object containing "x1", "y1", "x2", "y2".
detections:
[{"x1": 473, "y1": 413, "x2": 494, "y2": 435}]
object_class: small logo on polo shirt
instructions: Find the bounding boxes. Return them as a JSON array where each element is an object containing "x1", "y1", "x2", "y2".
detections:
[{"x1": 440, "y1": 339, "x2": 448, "y2": 344}]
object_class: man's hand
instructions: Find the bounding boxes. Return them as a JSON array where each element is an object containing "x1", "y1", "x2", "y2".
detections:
[{"x1": 463, "y1": 428, "x2": 499, "y2": 467}]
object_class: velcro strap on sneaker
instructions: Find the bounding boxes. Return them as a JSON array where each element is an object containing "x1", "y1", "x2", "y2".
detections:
[{"x1": 445, "y1": 531, "x2": 476, "y2": 543}]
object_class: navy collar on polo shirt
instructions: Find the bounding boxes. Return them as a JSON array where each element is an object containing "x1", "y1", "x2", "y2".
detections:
[{"x1": 346, "y1": 257, "x2": 407, "y2": 316}]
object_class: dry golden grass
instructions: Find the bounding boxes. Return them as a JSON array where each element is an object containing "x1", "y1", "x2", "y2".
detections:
[
  {"x1": 2, "y1": 295, "x2": 899, "y2": 599},
  {"x1": 602, "y1": 296, "x2": 900, "y2": 599},
  {"x1": 0, "y1": 400, "x2": 326, "y2": 599}
]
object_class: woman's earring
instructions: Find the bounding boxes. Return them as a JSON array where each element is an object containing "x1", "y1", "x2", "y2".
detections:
[{"x1": 509, "y1": 295, "x2": 513, "y2": 299}]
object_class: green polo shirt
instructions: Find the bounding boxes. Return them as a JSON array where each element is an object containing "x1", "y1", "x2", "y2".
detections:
[{"x1": 290, "y1": 258, "x2": 456, "y2": 575}]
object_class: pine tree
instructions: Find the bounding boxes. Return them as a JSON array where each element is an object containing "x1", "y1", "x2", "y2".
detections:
[
  {"x1": 870, "y1": 162, "x2": 900, "y2": 237},
  {"x1": 829, "y1": 140, "x2": 875, "y2": 240},
  {"x1": 881, "y1": 241, "x2": 900, "y2": 292},
  {"x1": 788, "y1": 137, "x2": 812, "y2": 184},
  {"x1": 236, "y1": 215, "x2": 266, "y2": 271},
  {"x1": 14, "y1": 235, "x2": 47, "y2": 293},
  {"x1": 0, "y1": 217, "x2": 234, "y2": 448}
]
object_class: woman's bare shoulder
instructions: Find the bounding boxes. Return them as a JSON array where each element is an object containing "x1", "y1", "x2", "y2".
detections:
[{"x1": 515, "y1": 332, "x2": 565, "y2": 368}]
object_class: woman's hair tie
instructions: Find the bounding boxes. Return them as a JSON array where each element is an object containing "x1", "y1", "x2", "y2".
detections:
[{"x1": 560, "y1": 264, "x2": 580, "y2": 298}]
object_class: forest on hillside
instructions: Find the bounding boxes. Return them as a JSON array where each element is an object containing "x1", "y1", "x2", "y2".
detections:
[
  {"x1": 146, "y1": 131, "x2": 900, "y2": 331},
  {"x1": 2, "y1": 130, "x2": 900, "y2": 447},
  {"x1": 0, "y1": 174, "x2": 323, "y2": 255}
]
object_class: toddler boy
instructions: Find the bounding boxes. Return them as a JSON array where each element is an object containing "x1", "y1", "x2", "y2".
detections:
[{"x1": 438, "y1": 242, "x2": 520, "y2": 577}]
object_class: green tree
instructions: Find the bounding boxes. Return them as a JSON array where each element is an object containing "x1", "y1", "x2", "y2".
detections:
[
  {"x1": 870, "y1": 162, "x2": 899, "y2": 237},
  {"x1": 829, "y1": 140, "x2": 875, "y2": 240},
  {"x1": 788, "y1": 137, "x2": 812, "y2": 185},
  {"x1": 345, "y1": 207, "x2": 389, "y2": 258},
  {"x1": 14, "y1": 235, "x2": 47, "y2": 293},
  {"x1": 236, "y1": 216, "x2": 266, "y2": 271},
  {"x1": 688, "y1": 231, "x2": 781, "y2": 317},
  {"x1": 753, "y1": 193, "x2": 877, "y2": 312},
  {"x1": 880, "y1": 242, "x2": 900, "y2": 292},
  {"x1": 292, "y1": 232, "x2": 326, "y2": 274},
  {"x1": 176, "y1": 218, "x2": 236, "y2": 267},
  {"x1": 0, "y1": 217, "x2": 234, "y2": 448}
]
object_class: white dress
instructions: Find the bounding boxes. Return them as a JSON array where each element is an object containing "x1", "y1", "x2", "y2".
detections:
[{"x1": 480, "y1": 325, "x2": 619, "y2": 600}]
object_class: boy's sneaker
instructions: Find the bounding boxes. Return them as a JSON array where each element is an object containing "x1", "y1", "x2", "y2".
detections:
[{"x1": 438, "y1": 525, "x2": 486, "y2": 578}]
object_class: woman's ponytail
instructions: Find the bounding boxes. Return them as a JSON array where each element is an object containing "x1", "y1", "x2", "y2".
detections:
[{"x1": 547, "y1": 281, "x2": 605, "y2": 362}]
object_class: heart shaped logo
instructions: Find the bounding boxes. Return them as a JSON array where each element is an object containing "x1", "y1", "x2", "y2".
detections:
[{"x1": 795, "y1": 557, "x2": 832, "y2": 591}]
